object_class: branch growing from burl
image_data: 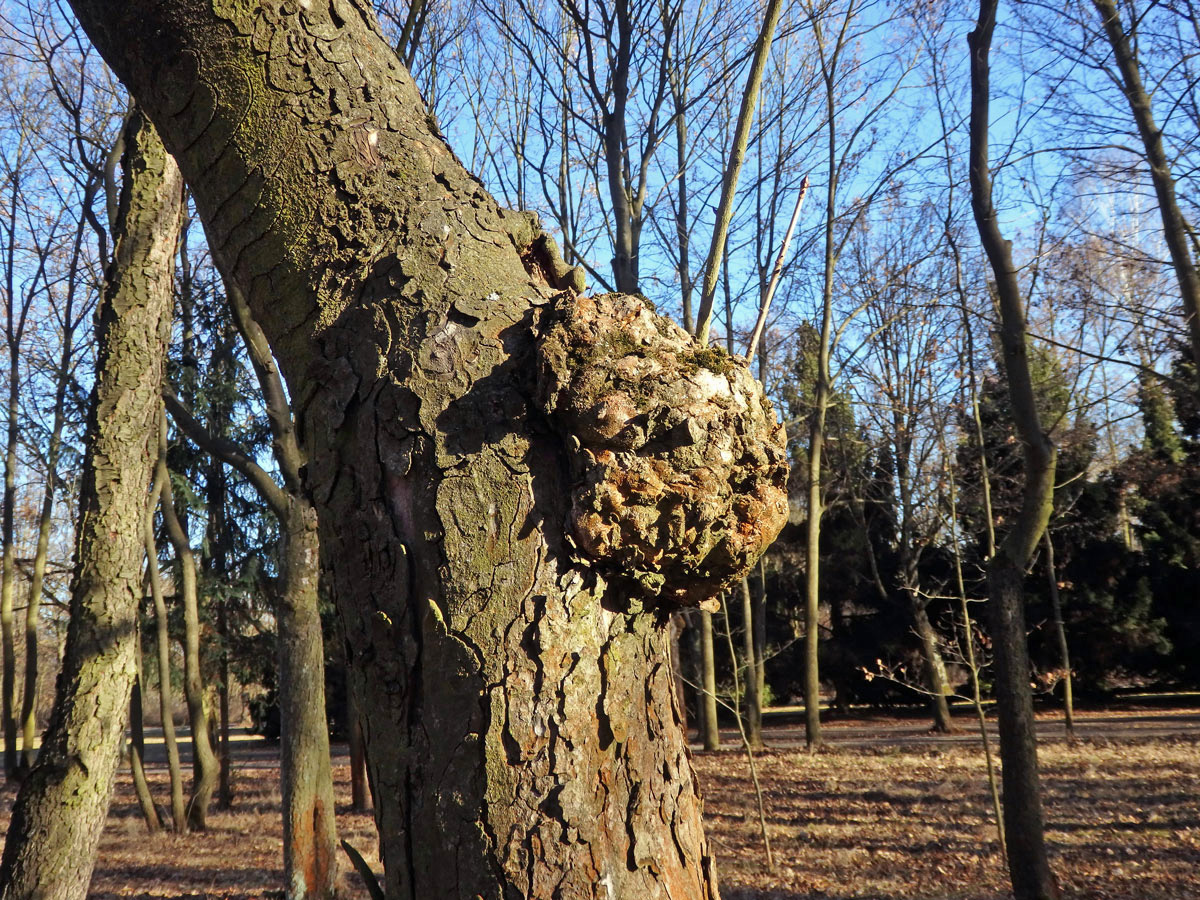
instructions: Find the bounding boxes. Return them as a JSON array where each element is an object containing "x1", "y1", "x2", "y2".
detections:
[{"x1": 536, "y1": 292, "x2": 789, "y2": 611}]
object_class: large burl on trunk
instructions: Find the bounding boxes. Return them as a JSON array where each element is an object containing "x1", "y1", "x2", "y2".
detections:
[{"x1": 63, "y1": 1, "x2": 787, "y2": 897}]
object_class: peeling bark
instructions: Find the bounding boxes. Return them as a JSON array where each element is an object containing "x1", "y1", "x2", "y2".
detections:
[
  {"x1": 0, "y1": 108, "x2": 180, "y2": 900},
  {"x1": 63, "y1": 2, "x2": 787, "y2": 896}
]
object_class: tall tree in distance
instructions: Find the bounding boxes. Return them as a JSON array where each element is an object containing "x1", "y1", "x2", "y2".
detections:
[
  {"x1": 165, "y1": 278, "x2": 339, "y2": 899},
  {"x1": 968, "y1": 0, "x2": 1061, "y2": 896},
  {"x1": 0, "y1": 106, "x2": 181, "y2": 900}
]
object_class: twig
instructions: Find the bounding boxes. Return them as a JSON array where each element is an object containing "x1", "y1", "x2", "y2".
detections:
[
  {"x1": 746, "y1": 175, "x2": 808, "y2": 364},
  {"x1": 718, "y1": 601, "x2": 774, "y2": 870}
]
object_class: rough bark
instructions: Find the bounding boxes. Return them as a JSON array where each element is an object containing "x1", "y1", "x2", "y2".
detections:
[
  {"x1": 63, "y1": 2, "x2": 789, "y2": 896},
  {"x1": 0, "y1": 108, "x2": 180, "y2": 900},
  {"x1": 968, "y1": 3, "x2": 1061, "y2": 897}
]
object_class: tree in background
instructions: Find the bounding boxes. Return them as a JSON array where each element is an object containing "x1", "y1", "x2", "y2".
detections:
[
  {"x1": 0, "y1": 107, "x2": 180, "y2": 899},
  {"x1": 969, "y1": 0, "x2": 1060, "y2": 893}
]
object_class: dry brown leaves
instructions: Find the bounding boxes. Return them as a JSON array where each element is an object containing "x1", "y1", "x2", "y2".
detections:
[
  {"x1": 0, "y1": 707, "x2": 1194, "y2": 899},
  {"x1": 694, "y1": 708, "x2": 1200, "y2": 899}
]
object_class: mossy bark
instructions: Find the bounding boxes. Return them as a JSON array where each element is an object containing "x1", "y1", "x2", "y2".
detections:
[
  {"x1": 65, "y1": 3, "x2": 786, "y2": 896},
  {"x1": 0, "y1": 108, "x2": 180, "y2": 900}
]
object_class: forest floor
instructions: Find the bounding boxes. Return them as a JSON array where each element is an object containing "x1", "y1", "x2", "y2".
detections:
[{"x1": 0, "y1": 702, "x2": 1195, "y2": 899}]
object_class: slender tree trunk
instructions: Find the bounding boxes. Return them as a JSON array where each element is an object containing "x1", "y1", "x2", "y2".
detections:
[
  {"x1": 969, "y1": 4, "x2": 1060, "y2": 896},
  {"x1": 66, "y1": 3, "x2": 788, "y2": 894},
  {"x1": 0, "y1": 108, "x2": 180, "y2": 900},
  {"x1": 167, "y1": 277, "x2": 341, "y2": 896},
  {"x1": 753, "y1": 559, "x2": 767, "y2": 738},
  {"x1": 1090, "y1": 0, "x2": 1200, "y2": 377},
  {"x1": 1, "y1": 344, "x2": 19, "y2": 779},
  {"x1": 804, "y1": 389, "x2": 827, "y2": 749},
  {"x1": 910, "y1": 598, "x2": 954, "y2": 732},
  {"x1": 699, "y1": 611, "x2": 721, "y2": 750},
  {"x1": 19, "y1": 189, "x2": 92, "y2": 771},
  {"x1": 130, "y1": 616, "x2": 163, "y2": 832},
  {"x1": 694, "y1": 0, "x2": 787, "y2": 343},
  {"x1": 348, "y1": 688, "x2": 369, "y2": 813},
  {"x1": 156, "y1": 425, "x2": 219, "y2": 830},
  {"x1": 1042, "y1": 533, "x2": 1074, "y2": 737},
  {"x1": 146, "y1": 445, "x2": 187, "y2": 832},
  {"x1": 218, "y1": 625, "x2": 232, "y2": 808},
  {"x1": 278, "y1": 504, "x2": 338, "y2": 900},
  {"x1": 739, "y1": 578, "x2": 763, "y2": 749},
  {"x1": 947, "y1": 459, "x2": 1007, "y2": 862}
]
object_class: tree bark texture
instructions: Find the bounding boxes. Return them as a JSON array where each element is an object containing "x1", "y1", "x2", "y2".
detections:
[
  {"x1": 65, "y1": 3, "x2": 789, "y2": 898},
  {"x1": 968, "y1": 3, "x2": 1060, "y2": 897},
  {"x1": 0, "y1": 108, "x2": 180, "y2": 900},
  {"x1": 278, "y1": 504, "x2": 338, "y2": 900}
]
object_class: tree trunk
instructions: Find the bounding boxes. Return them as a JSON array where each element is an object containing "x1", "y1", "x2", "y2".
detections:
[
  {"x1": 1042, "y1": 533, "x2": 1074, "y2": 737},
  {"x1": 969, "y1": 3, "x2": 1060, "y2": 897},
  {"x1": 156, "y1": 427, "x2": 219, "y2": 830},
  {"x1": 66, "y1": 3, "x2": 788, "y2": 896},
  {"x1": 910, "y1": 598, "x2": 954, "y2": 733},
  {"x1": 1, "y1": 337, "x2": 19, "y2": 779},
  {"x1": 279, "y1": 505, "x2": 339, "y2": 900},
  {"x1": 753, "y1": 560, "x2": 767, "y2": 733},
  {"x1": 1090, "y1": 0, "x2": 1200, "y2": 378},
  {"x1": 348, "y1": 688, "x2": 370, "y2": 813},
  {"x1": 0, "y1": 107, "x2": 180, "y2": 900},
  {"x1": 167, "y1": 272, "x2": 342, "y2": 895},
  {"x1": 803, "y1": 396, "x2": 827, "y2": 750},
  {"x1": 699, "y1": 611, "x2": 721, "y2": 751},
  {"x1": 145, "y1": 447, "x2": 188, "y2": 832},
  {"x1": 130, "y1": 616, "x2": 163, "y2": 832},
  {"x1": 739, "y1": 578, "x2": 762, "y2": 749}
]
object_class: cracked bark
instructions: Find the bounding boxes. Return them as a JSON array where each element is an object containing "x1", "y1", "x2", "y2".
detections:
[
  {"x1": 0, "y1": 108, "x2": 180, "y2": 900},
  {"x1": 63, "y1": 2, "x2": 787, "y2": 896}
]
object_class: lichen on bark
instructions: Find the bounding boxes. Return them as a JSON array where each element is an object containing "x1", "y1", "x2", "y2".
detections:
[{"x1": 536, "y1": 292, "x2": 789, "y2": 611}]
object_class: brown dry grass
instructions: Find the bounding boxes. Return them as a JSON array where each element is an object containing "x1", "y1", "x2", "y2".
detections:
[
  {"x1": 0, "y1": 708, "x2": 1195, "y2": 899},
  {"x1": 697, "y1": 709, "x2": 1200, "y2": 900}
]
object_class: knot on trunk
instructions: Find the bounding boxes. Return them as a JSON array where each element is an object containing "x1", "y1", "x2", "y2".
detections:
[{"x1": 536, "y1": 292, "x2": 789, "y2": 611}]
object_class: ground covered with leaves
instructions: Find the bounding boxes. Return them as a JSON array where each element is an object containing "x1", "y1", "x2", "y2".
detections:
[
  {"x1": 699, "y1": 706, "x2": 1200, "y2": 900},
  {"x1": 0, "y1": 706, "x2": 1194, "y2": 898}
]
